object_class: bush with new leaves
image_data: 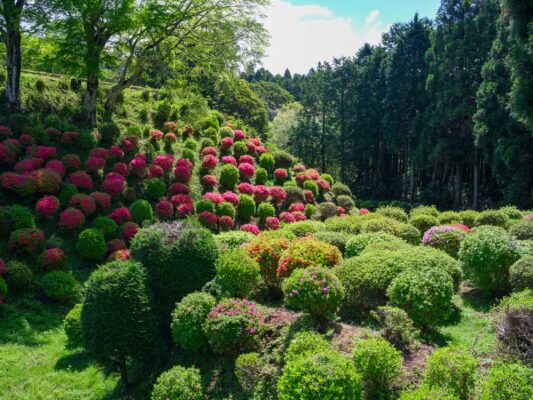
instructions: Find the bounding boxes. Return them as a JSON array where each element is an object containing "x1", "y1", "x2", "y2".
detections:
[
  {"x1": 399, "y1": 387, "x2": 460, "y2": 400},
  {"x1": 41, "y1": 271, "x2": 78, "y2": 302},
  {"x1": 238, "y1": 194, "x2": 256, "y2": 222},
  {"x1": 215, "y1": 248, "x2": 260, "y2": 298},
  {"x1": 278, "y1": 237, "x2": 342, "y2": 277},
  {"x1": 478, "y1": 362, "x2": 533, "y2": 400},
  {"x1": 171, "y1": 292, "x2": 216, "y2": 352},
  {"x1": 284, "y1": 331, "x2": 331, "y2": 364},
  {"x1": 151, "y1": 366, "x2": 204, "y2": 400},
  {"x1": 410, "y1": 214, "x2": 438, "y2": 234},
  {"x1": 346, "y1": 232, "x2": 405, "y2": 258},
  {"x1": 376, "y1": 206, "x2": 408, "y2": 222},
  {"x1": 64, "y1": 303, "x2": 83, "y2": 348},
  {"x1": 220, "y1": 163, "x2": 239, "y2": 189},
  {"x1": 474, "y1": 209, "x2": 508, "y2": 227},
  {"x1": 76, "y1": 228, "x2": 106, "y2": 261},
  {"x1": 129, "y1": 199, "x2": 154, "y2": 224}
]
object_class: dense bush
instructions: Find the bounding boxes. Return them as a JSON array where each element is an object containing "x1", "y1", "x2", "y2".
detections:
[
  {"x1": 216, "y1": 201, "x2": 236, "y2": 219},
  {"x1": 64, "y1": 303, "x2": 83, "y2": 348},
  {"x1": 459, "y1": 226, "x2": 521, "y2": 293},
  {"x1": 277, "y1": 351, "x2": 362, "y2": 400},
  {"x1": 220, "y1": 163, "x2": 239, "y2": 189},
  {"x1": 235, "y1": 352, "x2": 267, "y2": 393},
  {"x1": 282, "y1": 266, "x2": 344, "y2": 320},
  {"x1": 129, "y1": 199, "x2": 154, "y2": 224},
  {"x1": 255, "y1": 167, "x2": 268, "y2": 185},
  {"x1": 246, "y1": 232, "x2": 291, "y2": 290},
  {"x1": 216, "y1": 231, "x2": 255, "y2": 250},
  {"x1": 422, "y1": 346, "x2": 478, "y2": 400},
  {"x1": 215, "y1": 248, "x2": 260, "y2": 297},
  {"x1": 438, "y1": 211, "x2": 463, "y2": 225},
  {"x1": 257, "y1": 202, "x2": 275, "y2": 225},
  {"x1": 196, "y1": 199, "x2": 215, "y2": 214},
  {"x1": 146, "y1": 178, "x2": 166, "y2": 200},
  {"x1": 76, "y1": 228, "x2": 106, "y2": 261},
  {"x1": 318, "y1": 202, "x2": 338, "y2": 221},
  {"x1": 509, "y1": 220, "x2": 533, "y2": 240},
  {"x1": 346, "y1": 232, "x2": 405, "y2": 258},
  {"x1": 284, "y1": 331, "x2": 331, "y2": 364},
  {"x1": 130, "y1": 222, "x2": 219, "y2": 321},
  {"x1": 376, "y1": 206, "x2": 408, "y2": 222},
  {"x1": 509, "y1": 257, "x2": 533, "y2": 290},
  {"x1": 422, "y1": 226, "x2": 467, "y2": 258},
  {"x1": 204, "y1": 298, "x2": 266, "y2": 354},
  {"x1": 388, "y1": 267, "x2": 454, "y2": 327},
  {"x1": 171, "y1": 292, "x2": 216, "y2": 352},
  {"x1": 283, "y1": 186, "x2": 305, "y2": 207},
  {"x1": 371, "y1": 306, "x2": 418, "y2": 353},
  {"x1": 478, "y1": 362, "x2": 533, "y2": 400},
  {"x1": 151, "y1": 366, "x2": 204, "y2": 400},
  {"x1": 238, "y1": 194, "x2": 256, "y2": 222},
  {"x1": 273, "y1": 150, "x2": 295, "y2": 169},
  {"x1": 399, "y1": 387, "x2": 460, "y2": 400},
  {"x1": 259, "y1": 152, "x2": 275, "y2": 172},
  {"x1": 474, "y1": 209, "x2": 509, "y2": 227},
  {"x1": 312, "y1": 231, "x2": 352, "y2": 254},
  {"x1": 278, "y1": 237, "x2": 342, "y2": 277},
  {"x1": 410, "y1": 205, "x2": 439, "y2": 218},
  {"x1": 337, "y1": 195, "x2": 355, "y2": 212},
  {"x1": 282, "y1": 220, "x2": 324, "y2": 238},
  {"x1": 410, "y1": 214, "x2": 438, "y2": 234},
  {"x1": 41, "y1": 271, "x2": 78, "y2": 302},
  {"x1": 459, "y1": 210, "x2": 478, "y2": 227},
  {"x1": 332, "y1": 182, "x2": 352, "y2": 197},
  {"x1": 93, "y1": 216, "x2": 118, "y2": 238},
  {"x1": 352, "y1": 336, "x2": 403, "y2": 400},
  {"x1": 99, "y1": 123, "x2": 120, "y2": 146},
  {"x1": 9, "y1": 228, "x2": 44, "y2": 254},
  {"x1": 5, "y1": 260, "x2": 32, "y2": 291},
  {"x1": 9, "y1": 205, "x2": 35, "y2": 229}
]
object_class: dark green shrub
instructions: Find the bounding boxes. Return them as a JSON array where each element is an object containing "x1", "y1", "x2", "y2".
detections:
[
  {"x1": 273, "y1": 150, "x2": 295, "y2": 169},
  {"x1": 146, "y1": 178, "x2": 166, "y2": 200},
  {"x1": 510, "y1": 220, "x2": 533, "y2": 240},
  {"x1": 64, "y1": 303, "x2": 83, "y2": 348},
  {"x1": 332, "y1": 182, "x2": 352, "y2": 197},
  {"x1": 312, "y1": 231, "x2": 352, "y2": 254},
  {"x1": 376, "y1": 206, "x2": 408, "y2": 222},
  {"x1": 130, "y1": 222, "x2": 219, "y2": 320},
  {"x1": 399, "y1": 387, "x2": 459, "y2": 400},
  {"x1": 216, "y1": 202, "x2": 236, "y2": 219},
  {"x1": 277, "y1": 351, "x2": 362, "y2": 400},
  {"x1": 388, "y1": 267, "x2": 454, "y2": 327},
  {"x1": 238, "y1": 194, "x2": 256, "y2": 222},
  {"x1": 9, "y1": 205, "x2": 35, "y2": 230},
  {"x1": 171, "y1": 292, "x2": 216, "y2": 352},
  {"x1": 459, "y1": 226, "x2": 521, "y2": 293},
  {"x1": 215, "y1": 248, "x2": 260, "y2": 297},
  {"x1": 352, "y1": 336, "x2": 403, "y2": 400},
  {"x1": 129, "y1": 200, "x2": 154, "y2": 224},
  {"x1": 235, "y1": 352, "x2": 268, "y2": 393},
  {"x1": 5, "y1": 261, "x2": 32, "y2": 291},
  {"x1": 41, "y1": 271, "x2": 78, "y2": 302},
  {"x1": 220, "y1": 164, "x2": 240, "y2": 189},
  {"x1": 510, "y1": 257, "x2": 533, "y2": 290},
  {"x1": 410, "y1": 214, "x2": 438, "y2": 234},
  {"x1": 99, "y1": 123, "x2": 120, "y2": 146},
  {"x1": 282, "y1": 266, "x2": 344, "y2": 320},
  {"x1": 371, "y1": 306, "x2": 418, "y2": 353},
  {"x1": 478, "y1": 362, "x2": 533, "y2": 400},
  {"x1": 346, "y1": 232, "x2": 405, "y2": 258},
  {"x1": 255, "y1": 167, "x2": 268, "y2": 185},
  {"x1": 337, "y1": 195, "x2": 355, "y2": 212},
  {"x1": 283, "y1": 186, "x2": 305, "y2": 207},
  {"x1": 257, "y1": 202, "x2": 275, "y2": 226},
  {"x1": 0, "y1": 277, "x2": 7, "y2": 300},
  {"x1": 151, "y1": 366, "x2": 204, "y2": 400},
  {"x1": 196, "y1": 199, "x2": 215, "y2": 214},
  {"x1": 59, "y1": 183, "x2": 78, "y2": 207},
  {"x1": 422, "y1": 346, "x2": 478, "y2": 400},
  {"x1": 285, "y1": 331, "x2": 331, "y2": 364},
  {"x1": 233, "y1": 141, "x2": 247, "y2": 158},
  {"x1": 76, "y1": 228, "x2": 106, "y2": 261},
  {"x1": 93, "y1": 216, "x2": 118, "y2": 238},
  {"x1": 318, "y1": 202, "x2": 338, "y2": 221},
  {"x1": 474, "y1": 210, "x2": 509, "y2": 227}
]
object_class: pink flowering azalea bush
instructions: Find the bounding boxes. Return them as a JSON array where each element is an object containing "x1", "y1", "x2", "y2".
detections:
[
  {"x1": 109, "y1": 207, "x2": 131, "y2": 224},
  {"x1": 38, "y1": 248, "x2": 65, "y2": 269},
  {"x1": 241, "y1": 224, "x2": 260, "y2": 235},
  {"x1": 282, "y1": 266, "x2": 344, "y2": 320},
  {"x1": 69, "y1": 194, "x2": 97, "y2": 216},
  {"x1": 204, "y1": 298, "x2": 266, "y2": 354},
  {"x1": 59, "y1": 208, "x2": 85, "y2": 230},
  {"x1": 90, "y1": 192, "x2": 112, "y2": 209},
  {"x1": 68, "y1": 171, "x2": 93, "y2": 190},
  {"x1": 155, "y1": 200, "x2": 174, "y2": 220},
  {"x1": 129, "y1": 156, "x2": 147, "y2": 177},
  {"x1": 36, "y1": 196, "x2": 60, "y2": 218},
  {"x1": 422, "y1": 225, "x2": 468, "y2": 258},
  {"x1": 101, "y1": 172, "x2": 125, "y2": 197},
  {"x1": 9, "y1": 228, "x2": 44, "y2": 253}
]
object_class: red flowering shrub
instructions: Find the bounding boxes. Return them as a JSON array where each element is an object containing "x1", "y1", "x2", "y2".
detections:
[
  {"x1": 108, "y1": 207, "x2": 131, "y2": 224},
  {"x1": 68, "y1": 171, "x2": 93, "y2": 190},
  {"x1": 255, "y1": 146, "x2": 267, "y2": 154},
  {"x1": 85, "y1": 157, "x2": 106, "y2": 172},
  {"x1": 129, "y1": 157, "x2": 146, "y2": 177},
  {"x1": 168, "y1": 182, "x2": 190, "y2": 195},
  {"x1": 164, "y1": 133, "x2": 177, "y2": 145},
  {"x1": 237, "y1": 182, "x2": 254, "y2": 195},
  {"x1": 239, "y1": 163, "x2": 255, "y2": 180},
  {"x1": 240, "y1": 155, "x2": 255, "y2": 166},
  {"x1": 274, "y1": 168, "x2": 288, "y2": 183},
  {"x1": 163, "y1": 121, "x2": 178, "y2": 133},
  {"x1": 247, "y1": 142, "x2": 256, "y2": 155},
  {"x1": 317, "y1": 179, "x2": 331, "y2": 192},
  {"x1": 62, "y1": 154, "x2": 81, "y2": 171},
  {"x1": 253, "y1": 185, "x2": 270, "y2": 203},
  {"x1": 241, "y1": 224, "x2": 260, "y2": 235},
  {"x1": 150, "y1": 129, "x2": 164, "y2": 141},
  {"x1": 153, "y1": 154, "x2": 174, "y2": 172},
  {"x1": 0, "y1": 125, "x2": 13, "y2": 139},
  {"x1": 149, "y1": 164, "x2": 164, "y2": 178},
  {"x1": 69, "y1": 194, "x2": 97, "y2": 216},
  {"x1": 171, "y1": 194, "x2": 193, "y2": 206},
  {"x1": 295, "y1": 172, "x2": 310, "y2": 185},
  {"x1": 121, "y1": 137, "x2": 135, "y2": 152},
  {"x1": 45, "y1": 160, "x2": 66, "y2": 177},
  {"x1": 177, "y1": 203, "x2": 194, "y2": 218},
  {"x1": 9, "y1": 228, "x2": 44, "y2": 253},
  {"x1": 303, "y1": 190, "x2": 314, "y2": 203},
  {"x1": 222, "y1": 156, "x2": 237, "y2": 166},
  {"x1": 176, "y1": 158, "x2": 193, "y2": 169},
  {"x1": 107, "y1": 249, "x2": 131, "y2": 262},
  {"x1": 26, "y1": 145, "x2": 57, "y2": 161},
  {"x1": 1, "y1": 138, "x2": 20, "y2": 163},
  {"x1": 38, "y1": 248, "x2": 65, "y2": 269},
  {"x1": 155, "y1": 200, "x2": 174, "y2": 220},
  {"x1": 90, "y1": 192, "x2": 112, "y2": 209},
  {"x1": 109, "y1": 239, "x2": 127, "y2": 253},
  {"x1": 122, "y1": 222, "x2": 140, "y2": 242},
  {"x1": 359, "y1": 208, "x2": 369, "y2": 215},
  {"x1": 289, "y1": 203, "x2": 305, "y2": 213},
  {"x1": 219, "y1": 216, "x2": 234, "y2": 231},
  {"x1": 36, "y1": 196, "x2": 60, "y2": 218},
  {"x1": 222, "y1": 191, "x2": 239, "y2": 206},
  {"x1": 0, "y1": 259, "x2": 6, "y2": 275},
  {"x1": 101, "y1": 172, "x2": 125, "y2": 197},
  {"x1": 202, "y1": 175, "x2": 218, "y2": 187},
  {"x1": 202, "y1": 154, "x2": 218, "y2": 170},
  {"x1": 233, "y1": 130, "x2": 247, "y2": 141},
  {"x1": 90, "y1": 147, "x2": 108, "y2": 159},
  {"x1": 203, "y1": 192, "x2": 224, "y2": 204},
  {"x1": 112, "y1": 162, "x2": 129, "y2": 176},
  {"x1": 1, "y1": 172, "x2": 36, "y2": 196},
  {"x1": 278, "y1": 237, "x2": 342, "y2": 277},
  {"x1": 294, "y1": 163, "x2": 306, "y2": 173},
  {"x1": 59, "y1": 208, "x2": 85, "y2": 230},
  {"x1": 174, "y1": 165, "x2": 192, "y2": 183},
  {"x1": 265, "y1": 216, "x2": 280, "y2": 231},
  {"x1": 30, "y1": 169, "x2": 61, "y2": 194},
  {"x1": 293, "y1": 212, "x2": 307, "y2": 221},
  {"x1": 246, "y1": 232, "x2": 289, "y2": 290},
  {"x1": 280, "y1": 212, "x2": 296, "y2": 224},
  {"x1": 14, "y1": 159, "x2": 39, "y2": 174},
  {"x1": 337, "y1": 207, "x2": 345, "y2": 216},
  {"x1": 62, "y1": 131, "x2": 80, "y2": 144},
  {"x1": 220, "y1": 137, "x2": 233, "y2": 150},
  {"x1": 108, "y1": 145, "x2": 124, "y2": 159},
  {"x1": 19, "y1": 134, "x2": 34, "y2": 147},
  {"x1": 201, "y1": 146, "x2": 218, "y2": 158},
  {"x1": 199, "y1": 211, "x2": 218, "y2": 230}
]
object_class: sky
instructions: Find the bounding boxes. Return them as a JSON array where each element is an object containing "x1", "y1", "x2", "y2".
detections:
[{"x1": 262, "y1": 0, "x2": 441, "y2": 74}]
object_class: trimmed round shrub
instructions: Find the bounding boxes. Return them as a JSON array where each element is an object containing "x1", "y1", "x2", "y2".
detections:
[
  {"x1": 410, "y1": 205, "x2": 439, "y2": 218},
  {"x1": 312, "y1": 231, "x2": 352, "y2": 254},
  {"x1": 64, "y1": 303, "x2": 83, "y2": 348},
  {"x1": 99, "y1": 122, "x2": 120, "y2": 146},
  {"x1": 474, "y1": 209, "x2": 509, "y2": 227},
  {"x1": 422, "y1": 226, "x2": 467, "y2": 258},
  {"x1": 41, "y1": 271, "x2": 78, "y2": 302},
  {"x1": 93, "y1": 216, "x2": 118, "y2": 238},
  {"x1": 410, "y1": 214, "x2": 438, "y2": 234},
  {"x1": 277, "y1": 351, "x2": 362, "y2": 400},
  {"x1": 510, "y1": 220, "x2": 533, "y2": 240},
  {"x1": 215, "y1": 248, "x2": 260, "y2": 298},
  {"x1": 233, "y1": 141, "x2": 247, "y2": 158},
  {"x1": 196, "y1": 199, "x2": 215, "y2": 214},
  {"x1": 459, "y1": 210, "x2": 478, "y2": 227},
  {"x1": 371, "y1": 306, "x2": 418, "y2": 353},
  {"x1": 422, "y1": 346, "x2": 478, "y2": 400},
  {"x1": 246, "y1": 232, "x2": 291, "y2": 290},
  {"x1": 397, "y1": 223, "x2": 422, "y2": 245},
  {"x1": 238, "y1": 194, "x2": 256, "y2": 222},
  {"x1": 399, "y1": 387, "x2": 460, "y2": 400},
  {"x1": 318, "y1": 202, "x2": 338, "y2": 221},
  {"x1": 352, "y1": 336, "x2": 403, "y2": 400},
  {"x1": 500, "y1": 205, "x2": 524, "y2": 220},
  {"x1": 336, "y1": 195, "x2": 355, "y2": 212},
  {"x1": 285, "y1": 331, "x2": 331, "y2": 364},
  {"x1": 151, "y1": 366, "x2": 204, "y2": 400},
  {"x1": 278, "y1": 237, "x2": 342, "y2": 277},
  {"x1": 510, "y1": 257, "x2": 533, "y2": 290},
  {"x1": 282, "y1": 220, "x2": 324, "y2": 238},
  {"x1": 346, "y1": 232, "x2": 405, "y2": 258},
  {"x1": 259, "y1": 152, "x2": 275, "y2": 172},
  {"x1": 388, "y1": 267, "x2": 454, "y2": 327},
  {"x1": 5, "y1": 260, "x2": 32, "y2": 291},
  {"x1": 181, "y1": 148, "x2": 195, "y2": 164},
  {"x1": 478, "y1": 362, "x2": 533, "y2": 400},
  {"x1": 437, "y1": 211, "x2": 462, "y2": 225},
  {"x1": 171, "y1": 292, "x2": 216, "y2": 352},
  {"x1": 130, "y1": 222, "x2": 219, "y2": 321},
  {"x1": 76, "y1": 228, "x2": 106, "y2": 261},
  {"x1": 303, "y1": 180, "x2": 319, "y2": 198},
  {"x1": 129, "y1": 199, "x2": 154, "y2": 224},
  {"x1": 332, "y1": 182, "x2": 352, "y2": 197},
  {"x1": 376, "y1": 206, "x2": 408, "y2": 222},
  {"x1": 81, "y1": 261, "x2": 160, "y2": 375},
  {"x1": 258, "y1": 202, "x2": 275, "y2": 225},
  {"x1": 215, "y1": 201, "x2": 236, "y2": 219},
  {"x1": 220, "y1": 163, "x2": 240, "y2": 189},
  {"x1": 255, "y1": 167, "x2": 268, "y2": 185},
  {"x1": 146, "y1": 178, "x2": 166, "y2": 200},
  {"x1": 216, "y1": 231, "x2": 255, "y2": 250},
  {"x1": 9, "y1": 205, "x2": 35, "y2": 230},
  {"x1": 205, "y1": 298, "x2": 266, "y2": 354},
  {"x1": 282, "y1": 266, "x2": 344, "y2": 320},
  {"x1": 459, "y1": 226, "x2": 521, "y2": 293},
  {"x1": 273, "y1": 150, "x2": 295, "y2": 169},
  {"x1": 59, "y1": 183, "x2": 78, "y2": 207},
  {"x1": 9, "y1": 228, "x2": 44, "y2": 254}
]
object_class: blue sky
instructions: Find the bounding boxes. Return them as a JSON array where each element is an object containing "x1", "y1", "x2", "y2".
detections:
[{"x1": 262, "y1": 0, "x2": 441, "y2": 74}]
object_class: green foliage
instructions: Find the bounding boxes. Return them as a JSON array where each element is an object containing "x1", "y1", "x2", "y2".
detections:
[
  {"x1": 151, "y1": 366, "x2": 204, "y2": 400},
  {"x1": 196, "y1": 199, "x2": 215, "y2": 214},
  {"x1": 129, "y1": 200, "x2": 154, "y2": 224},
  {"x1": 346, "y1": 232, "x2": 405, "y2": 258},
  {"x1": 474, "y1": 210, "x2": 509, "y2": 227},
  {"x1": 312, "y1": 231, "x2": 352, "y2": 254},
  {"x1": 59, "y1": 183, "x2": 78, "y2": 208},
  {"x1": 478, "y1": 362, "x2": 533, "y2": 400},
  {"x1": 277, "y1": 351, "x2": 362, "y2": 400},
  {"x1": 376, "y1": 206, "x2": 408, "y2": 222},
  {"x1": 303, "y1": 180, "x2": 319, "y2": 198},
  {"x1": 410, "y1": 206, "x2": 439, "y2": 218},
  {"x1": 371, "y1": 306, "x2": 418, "y2": 353},
  {"x1": 5, "y1": 261, "x2": 32, "y2": 291},
  {"x1": 146, "y1": 178, "x2": 166, "y2": 200},
  {"x1": 282, "y1": 220, "x2": 324, "y2": 238},
  {"x1": 181, "y1": 148, "x2": 195, "y2": 165},
  {"x1": 509, "y1": 256, "x2": 533, "y2": 290},
  {"x1": 499, "y1": 206, "x2": 524, "y2": 220},
  {"x1": 399, "y1": 387, "x2": 460, "y2": 400},
  {"x1": 215, "y1": 248, "x2": 260, "y2": 297},
  {"x1": 76, "y1": 228, "x2": 106, "y2": 261},
  {"x1": 93, "y1": 216, "x2": 118, "y2": 238},
  {"x1": 171, "y1": 292, "x2": 216, "y2": 352},
  {"x1": 284, "y1": 331, "x2": 331, "y2": 364},
  {"x1": 283, "y1": 186, "x2": 305, "y2": 206},
  {"x1": 332, "y1": 183, "x2": 352, "y2": 197},
  {"x1": 422, "y1": 347, "x2": 478, "y2": 400},
  {"x1": 459, "y1": 226, "x2": 521, "y2": 293},
  {"x1": 318, "y1": 202, "x2": 338, "y2": 221},
  {"x1": 238, "y1": 194, "x2": 256, "y2": 221},
  {"x1": 255, "y1": 167, "x2": 268, "y2": 185},
  {"x1": 409, "y1": 214, "x2": 438, "y2": 234},
  {"x1": 64, "y1": 304, "x2": 83, "y2": 348},
  {"x1": 278, "y1": 237, "x2": 342, "y2": 277},
  {"x1": 273, "y1": 150, "x2": 295, "y2": 169},
  {"x1": 235, "y1": 352, "x2": 265, "y2": 392},
  {"x1": 216, "y1": 202, "x2": 236, "y2": 219},
  {"x1": 251, "y1": 80, "x2": 295, "y2": 110},
  {"x1": 203, "y1": 126, "x2": 219, "y2": 145},
  {"x1": 352, "y1": 336, "x2": 403, "y2": 400},
  {"x1": 259, "y1": 152, "x2": 275, "y2": 172},
  {"x1": 41, "y1": 271, "x2": 78, "y2": 302},
  {"x1": 459, "y1": 211, "x2": 478, "y2": 227},
  {"x1": 509, "y1": 220, "x2": 533, "y2": 240},
  {"x1": 9, "y1": 205, "x2": 35, "y2": 230},
  {"x1": 438, "y1": 211, "x2": 462, "y2": 225},
  {"x1": 216, "y1": 231, "x2": 255, "y2": 250},
  {"x1": 99, "y1": 123, "x2": 120, "y2": 146},
  {"x1": 258, "y1": 202, "x2": 275, "y2": 225},
  {"x1": 337, "y1": 195, "x2": 355, "y2": 212}
]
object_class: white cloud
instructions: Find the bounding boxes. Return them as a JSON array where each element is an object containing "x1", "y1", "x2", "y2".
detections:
[{"x1": 262, "y1": 1, "x2": 387, "y2": 74}]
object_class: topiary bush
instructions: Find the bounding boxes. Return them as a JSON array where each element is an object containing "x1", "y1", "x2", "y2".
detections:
[
  {"x1": 422, "y1": 226, "x2": 467, "y2": 258},
  {"x1": 459, "y1": 226, "x2": 521, "y2": 294},
  {"x1": 235, "y1": 352, "x2": 270, "y2": 393},
  {"x1": 282, "y1": 266, "x2": 344, "y2": 321},
  {"x1": 238, "y1": 194, "x2": 256, "y2": 222},
  {"x1": 76, "y1": 228, "x2": 106, "y2": 261},
  {"x1": 216, "y1": 201, "x2": 236, "y2": 219},
  {"x1": 93, "y1": 216, "x2": 118, "y2": 238},
  {"x1": 376, "y1": 206, "x2": 408, "y2": 222},
  {"x1": 259, "y1": 152, "x2": 275, "y2": 172},
  {"x1": 146, "y1": 178, "x2": 166, "y2": 200},
  {"x1": 41, "y1": 271, "x2": 78, "y2": 302},
  {"x1": 346, "y1": 232, "x2": 405, "y2": 258},
  {"x1": 215, "y1": 248, "x2": 260, "y2": 298},
  {"x1": 129, "y1": 199, "x2": 154, "y2": 224},
  {"x1": 273, "y1": 150, "x2": 295, "y2": 169},
  {"x1": 371, "y1": 306, "x2": 418, "y2": 354},
  {"x1": 509, "y1": 257, "x2": 533, "y2": 291},
  {"x1": 509, "y1": 220, "x2": 533, "y2": 240},
  {"x1": 284, "y1": 331, "x2": 331, "y2": 364},
  {"x1": 421, "y1": 346, "x2": 478, "y2": 400},
  {"x1": 478, "y1": 362, "x2": 533, "y2": 400},
  {"x1": 410, "y1": 205, "x2": 439, "y2": 218},
  {"x1": 352, "y1": 336, "x2": 403, "y2": 400},
  {"x1": 255, "y1": 167, "x2": 268, "y2": 185},
  {"x1": 332, "y1": 182, "x2": 352, "y2": 197},
  {"x1": 151, "y1": 366, "x2": 204, "y2": 400},
  {"x1": 438, "y1": 211, "x2": 463, "y2": 225},
  {"x1": 474, "y1": 209, "x2": 509, "y2": 227},
  {"x1": 410, "y1": 214, "x2": 438, "y2": 234},
  {"x1": 216, "y1": 231, "x2": 255, "y2": 250},
  {"x1": 303, "y1": 180, "x2": 319, "y2": 198},
  {"x1": 277, "y1": 351, "x2": 362, "y2": 400},
  {"x1": 282, "y1": 220, "x2": 324, "y2": 238},
  {"x1": 258, "y1": 202, "x2": 275, "y2": 226},
  {"x1": 312, "y1": 231, "x2": 352, "y2": 254},
  {"x1": 278, "y1": 237, "x2": 342, "y2": 277},
  {"x1": 64, "y1": 303, "x2": 83, "y2": 348},
  {"x1": 5, "y1": 260, "x2": 32, "y2": 291},
  {"x1": 399, "y1": 387, "x2": 460, "y2": 400},
  {"x1": 318, "y1": 202, "x2": 338, "y2": 221},
  {"x1": 9, "y1": 205, "x2": 35, "y2": 230},
  {"x1": 220, "y1": 163, "x2": 240, "y2": 190},
  {"x1": 204, "y1": 298, "x2": 266, "y2": 354},
  {"x1": 171, "y1": 292, "x2": 216, "y2": 352},
  {"x1": 9, "y1": 228, "x2": 44, "y2": 254}
]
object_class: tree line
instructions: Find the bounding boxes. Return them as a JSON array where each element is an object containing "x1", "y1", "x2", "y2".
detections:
[{"x1": 245, "y1": 0, "x2": 533, "y2": 210}]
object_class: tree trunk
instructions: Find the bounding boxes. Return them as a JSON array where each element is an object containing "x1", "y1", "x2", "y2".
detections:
[
  {"x1": 3, "y1": 0, "x2": 24, "y2": 113},
  {"x1": 104, "y1": 65, "x2": 144, "y2": 121},
  {"x1": 454, "y1": 162, "x2": 462, "y2": 210},
  {"x1": 118, "y1": 360, "x2": 130, "y2": 392},
  {"x1": 82, "y1": 45, "x2": 101, "y2": 126}
]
